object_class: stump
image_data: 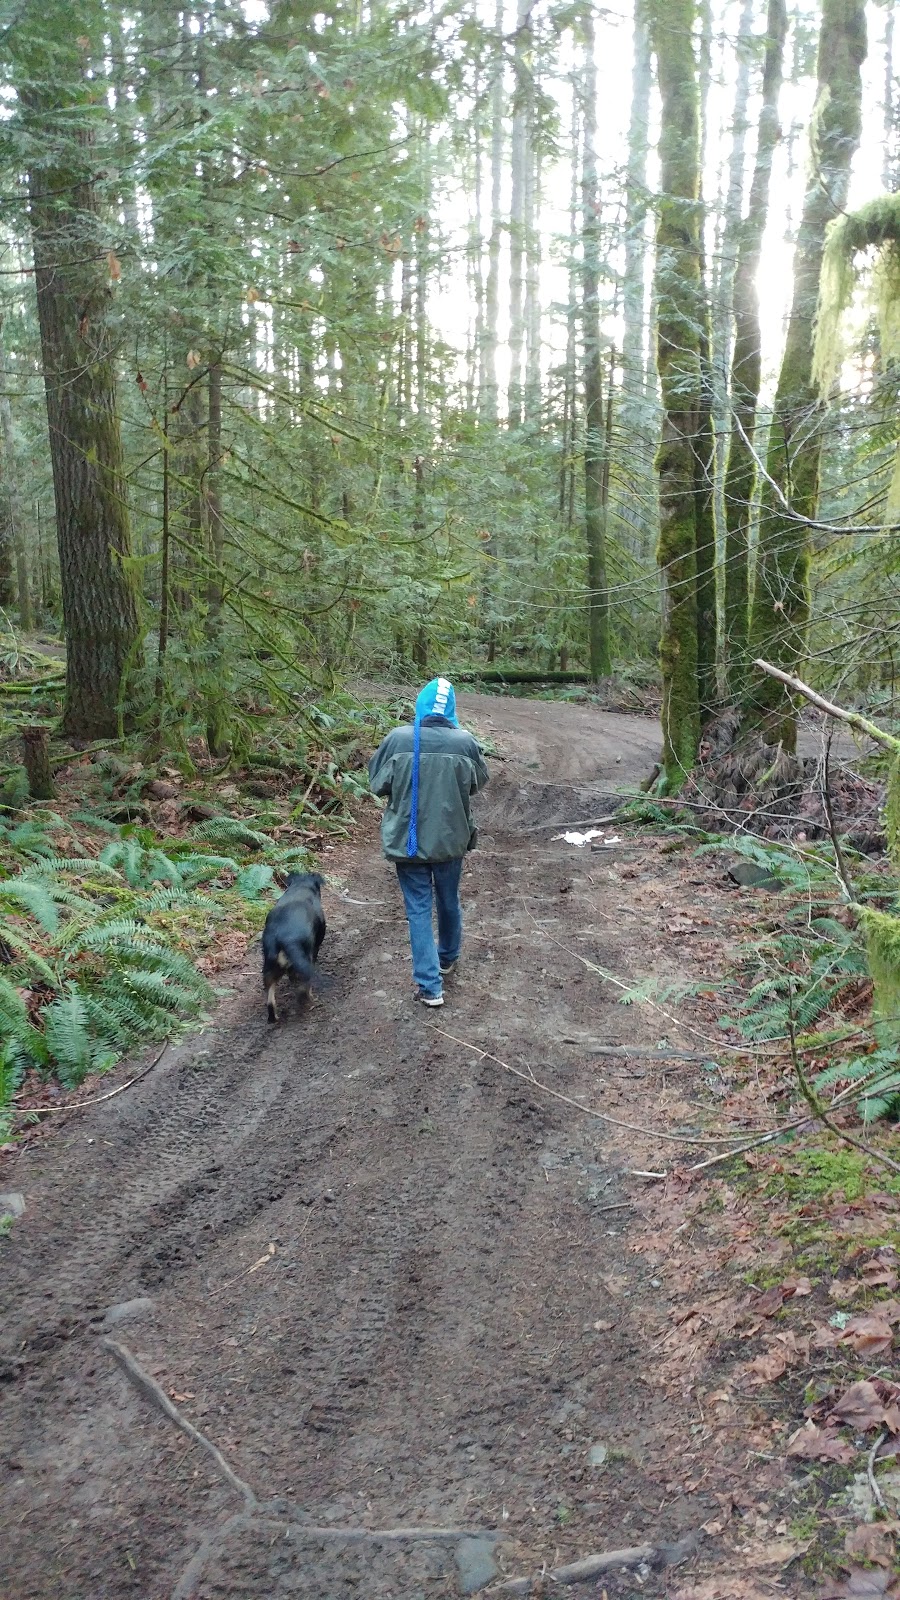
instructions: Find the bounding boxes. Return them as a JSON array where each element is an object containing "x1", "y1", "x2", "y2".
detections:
[{"x1": 22, "y1": 725, "x2": 56, "y2": 800}]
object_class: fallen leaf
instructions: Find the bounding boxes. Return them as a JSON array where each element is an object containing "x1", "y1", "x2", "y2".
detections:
[
  {"x1": 741, "y1": 1535, "x2": 811, "y2": 1567},
  {"x1": 830, "y1": 1279, "x2": 860, "y2": 1303},
  {"x1": 818, "y1": 1570, "x2": 900, "y2": 1597},
  {"x1": 845, "y1": 1522, "x2": 898, "y2": 1565},
  {"x1": 784, "y1": 1275, "x2": 813, "y2": 1296},
  {"x1": 746, "y1": 1347, "x2": 789, "y2": 1384},
  {"x1": 830, "y1": 1381, "x2": 892, "y2": 1431},
  {"x1": 841, "y1": 1315, "x2": 895, "y2": 1357},
  {"x1": 593, "y1": 1319, "x2": 615, "y2": 1332},
  {"x1": 750, "y1": 1285, "x2": 787, "y2": 1317},
  {"x1": 786, "y1": 1420, "x2": 856, "y2": 1464},
  {"x1": 860, "y1": 1264, "x2": 899, "y2": 1291}
]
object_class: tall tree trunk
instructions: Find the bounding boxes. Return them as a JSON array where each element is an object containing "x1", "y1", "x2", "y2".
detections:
[
  {"x1": 482, "y1": 0, "x2": 504, "y2": 422},
  {"x1": 693, "y1": 0, "x2": 716, "y2": 716},
  {"x1": 748, "y1": 0, "x2": 867, "y2": 748},
  {"x1": 524, "y1": 72, "x2": 541, "y2": 424},
  {"x1": 470, "y1": 64, "x2": 485, "y2": 414},
  {"x1": 722, "y1": 0, "x2": 787, "y2": 697},
  {"x1": 560, "y1": 79, "x2": 580, "y2": 521},
  {"x1": 0, "y1": 391, "x2": 21, "y2": 616},
  {"x1": 621, "y1": 0, "x2": 651, "y2": 412},
  {"x1": 205, "y1": 359, "x2": 229, "y2": 756},
  {"x1": 0, "y1": 393, "x2": 33, "y2": 630},
  {"x1": 648, "y1": 0, "x2": 703, "y2": 789},
  {"x1": 711, "y1": 0, "x2": 754, "y2": 641},
  {"x1": 15, "y1": 33, "x2": 141, "y2": 739},
  {"x1": 884, "y1": 0, "x2": 897, "y2": 192},
  {"x1": 582, "y1": 17, "x2": 611, "y2": 681},
  {"x1": 507, "y1": 0, "x2": 530, "y2": 428}
]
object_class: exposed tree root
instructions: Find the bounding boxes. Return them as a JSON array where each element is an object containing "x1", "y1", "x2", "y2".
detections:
[{"x1": 103, "y1": 1338, "x2": 495, "y2": 1599}]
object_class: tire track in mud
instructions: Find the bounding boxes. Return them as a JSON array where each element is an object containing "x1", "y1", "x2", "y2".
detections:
[{"x1": 1, "y1": 747, "x2": 721, "y2": 1600}]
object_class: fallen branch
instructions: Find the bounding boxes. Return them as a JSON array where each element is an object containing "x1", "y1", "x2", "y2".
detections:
[
  {"x1": 494, "y1": 1528, "x2": 702, "y2": 1592},
  {"x1": 786, "y1": 1014, "x2": 900, "y2": 1177},
  {"x1": 14, "y1": 1041, "x2": 170, "y2": 1116},
  {"x1": 104, "y1": 1338, "x2": 258, "y2": 1508},
  {"x1": 752, "y1": 660, "x2": 899, "y2": 753},
  {"x1": 431, "y1": 1026, "x2": 774, "y2": 1147},
  {"x1": 104, "y1": 1338, "x2": 495, "y2": 1599},
  {"x1": 867, "y1": 1431, "x2": 888, "y2": 1514},
  {"x1": 561, "y1": 1037, "x2": 724, "y2": 1062}
]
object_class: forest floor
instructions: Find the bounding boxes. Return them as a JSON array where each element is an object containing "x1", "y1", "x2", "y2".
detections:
[{"x1": 2, "y1": 692, "x2": 899, "y2": 1600}]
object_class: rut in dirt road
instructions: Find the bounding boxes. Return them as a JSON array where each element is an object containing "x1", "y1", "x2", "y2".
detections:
[{"x1": 1, "y1": 708, "x2": 720, "y2": 1599}]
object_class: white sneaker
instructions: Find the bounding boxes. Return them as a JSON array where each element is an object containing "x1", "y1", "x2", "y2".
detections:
[
  {"x1": 439, "y1": 960, "x2": 458, "y2": 977},
  {"x1": 416, "y1": 990, "x2": 444, "y2": 1008}
]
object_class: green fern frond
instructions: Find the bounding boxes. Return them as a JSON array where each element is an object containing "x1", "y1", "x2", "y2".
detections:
[
  {"x1": 0, "y1": 926, "x2": 59, "y2": 989},
  {"x1": 0, "y1": 879, "x2": 61, "y2": 932},
  {"x1": 190, "y1": 817, "x2": 273, "y2": 851}
]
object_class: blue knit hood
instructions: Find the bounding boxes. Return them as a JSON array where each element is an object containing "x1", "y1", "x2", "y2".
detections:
[{"x1": 407, "y1": 677, "x2": 458, "y2": 856}]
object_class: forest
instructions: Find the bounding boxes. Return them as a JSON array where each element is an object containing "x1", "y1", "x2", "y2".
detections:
[{"x1": 3, "y1": 0, "x2": 900, "y2": 1070}]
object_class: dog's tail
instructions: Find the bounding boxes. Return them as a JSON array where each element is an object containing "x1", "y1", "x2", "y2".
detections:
[{"x1": 264, "y1": 938, "x2": 315, "y2": 1023}]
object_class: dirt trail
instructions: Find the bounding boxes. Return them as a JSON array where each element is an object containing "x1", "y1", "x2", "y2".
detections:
[{"x1": 1, "y1": 701, "x2": 745, "y2": 1598}]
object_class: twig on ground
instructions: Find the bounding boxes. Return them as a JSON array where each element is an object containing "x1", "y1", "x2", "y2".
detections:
[
  {"x1": 103, "y1": 1338, "x2": 258, "y2": 1508},
  {"x1": 561, "y1": 1037, "x2": 724, "y2": 1062},
  {"x1": 105, "y1": 1338, "x2": 494, "y2": 1598},
  {"x1": 867, "y1": 1431, "x2": 888, "y2": 1513},
  {"x1": 13, "y1": 1041, "x2": 171, "y2": 1115},
  {"x1": 430, "y1": 1026, "x2": 777, "y2": 1147},
  {"x1": 493, "y1": 1528, "x2": 702, "y2": 1592}
]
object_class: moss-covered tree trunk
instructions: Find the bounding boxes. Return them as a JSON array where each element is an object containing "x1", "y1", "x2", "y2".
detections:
[
  {"x1": 582, "y1": 14, "x2": 611, "y2": 681},
  {"x1": 747, "y1": 0, "x2": 866, "y2": 748},
  {"x1": 648, "y1": 0, "x2": 703, "y2": 788},
  {"x1": 722, "y1": 0, "x2": 787, "y2": 698},
  {"x1": 15, "y1": 15, "x2": 141, "y2": 740}
]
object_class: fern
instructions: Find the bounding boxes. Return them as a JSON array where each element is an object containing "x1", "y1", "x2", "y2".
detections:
[
  {"x1": 814, "y1": 1048, "x2": 900, "y2": 1123},
  {"x1": 190, "y1": 816, "x2": 273, "y2": 851},
  {"x1": 0, "y1": 976, "x2": 48, "y2": 1068},
  {"x1": 42, "y1": 991, "x2": 117, "y2": 1087},
  {"x1": 617, "y1": 974, "x2": 706, "y2": 1008},
  {"x1": 235, "y1": 862, "x2": 275, "y2": 899}
]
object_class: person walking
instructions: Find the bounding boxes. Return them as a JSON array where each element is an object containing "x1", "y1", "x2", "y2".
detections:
[{"x1": 368, "y1": 677, "x2": 489, "y2": 1007}]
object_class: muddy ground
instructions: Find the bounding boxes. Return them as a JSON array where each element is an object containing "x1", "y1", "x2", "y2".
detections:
[{"x1": 0, "y1": 696, "x2": 858, "y2": 1599}]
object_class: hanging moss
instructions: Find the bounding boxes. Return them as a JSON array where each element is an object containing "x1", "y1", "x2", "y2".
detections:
[
  {"x1": 813, "y1": 194, "x2": 900, "y2": 393},
  {"x1": 861, "y1": 907, "x2": 900, "y2": 1042}
]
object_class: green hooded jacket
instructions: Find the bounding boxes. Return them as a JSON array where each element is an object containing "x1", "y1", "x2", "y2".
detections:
[{"x1": 368, "y1": 720, "x2": 490, "y2": 864}]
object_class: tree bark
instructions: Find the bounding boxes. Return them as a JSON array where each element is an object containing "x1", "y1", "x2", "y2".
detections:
[
  {"x1": 582, "y1": 17, "x2": 611, "y2": 680},
  {"x1": 482, "y1": 0, "x2": 504, "y2": 422},
  {"x1": 0, "y1": 390, "x2": 28, "y2": 623},
  {"x1": 748, "y1": 0, "x2": 867, "y2": 748},
  {"x1": 507, "y1": 0, "x2": 530, "y2": 428},
  {"x1": 15, "y1": 35, "x2": 141, "y2": 739},
  {"x1": 648, "y1": 0, "x2": 703, "y2": 788},
  {"x1": 22, "y1": 726, "x2": 55, "y2": 801},
  {"x1": 722, "y1": 0, "x2": 787, "y2": 698}
]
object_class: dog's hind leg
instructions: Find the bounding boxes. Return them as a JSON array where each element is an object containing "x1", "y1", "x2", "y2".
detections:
[{"x1": 266, "y1": 982, "x2": 279, "y2": 1023}]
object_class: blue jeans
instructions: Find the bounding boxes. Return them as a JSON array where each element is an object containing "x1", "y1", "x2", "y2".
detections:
[{"x1": 396, "y1": 858, "x2": 464, "y2": 997}]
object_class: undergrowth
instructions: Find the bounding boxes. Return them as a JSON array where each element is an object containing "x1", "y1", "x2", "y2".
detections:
[{"x1": 0, "y1": 683, "x2": 403, "y2": 1134}]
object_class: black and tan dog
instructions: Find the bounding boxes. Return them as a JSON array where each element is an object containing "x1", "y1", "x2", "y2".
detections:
[{"x1": 261, "y1": 872, "x2": 326, "y2": 1022}]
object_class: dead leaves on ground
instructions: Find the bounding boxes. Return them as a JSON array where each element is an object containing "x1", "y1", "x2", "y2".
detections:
[
  {"x1": 818, "y1": 1572, "x2": 900, "y2": 1598},
  {"x1": 786, "y1": 1377, "x2": 900, "y2": 1463}
]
